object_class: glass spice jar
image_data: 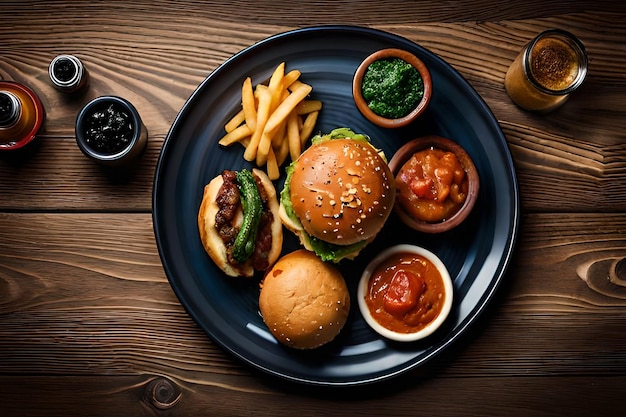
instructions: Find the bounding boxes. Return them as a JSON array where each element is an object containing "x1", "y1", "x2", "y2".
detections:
[
  {"x1": 49, "y1": 54, "x2": 89, "y2": 93},
  {"x1": 0, "y1": 81, "x2": 45, "y2": 150},
  {"x1": 75, "y1": 96, "x2": 148, "y2": 167},
  {"x1": 504, "y1": 29, "x2": 588, "y2": 113}
]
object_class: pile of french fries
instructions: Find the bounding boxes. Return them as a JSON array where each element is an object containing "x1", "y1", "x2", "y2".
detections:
[{"x1": 218, "y1": 62, "x2": 322, "y2": 180}]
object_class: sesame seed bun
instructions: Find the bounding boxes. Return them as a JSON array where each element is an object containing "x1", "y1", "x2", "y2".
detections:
[
  {"x1": 259, "y1": 250, "x2": 350, "y2": 349},
  {"x1": 289, "y1": 138, "x2": 395, "y2": 246}
]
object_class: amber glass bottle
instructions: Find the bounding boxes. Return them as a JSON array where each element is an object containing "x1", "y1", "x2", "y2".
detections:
[{"x1": 504, "y1": 29, "x2": 588, "y2": 113}]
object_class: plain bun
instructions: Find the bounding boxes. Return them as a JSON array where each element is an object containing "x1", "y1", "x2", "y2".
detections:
[
  {"x1": 289, "y1": 138, "x2": 395, "y2": 245},
  {"x1": 259, "y1": 250, "x2": 350, "y2": 349}
]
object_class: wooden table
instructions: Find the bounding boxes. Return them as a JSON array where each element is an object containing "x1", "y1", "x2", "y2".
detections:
[{"x1": 2, "y1": 1, "x2": 625, "y2": 415}]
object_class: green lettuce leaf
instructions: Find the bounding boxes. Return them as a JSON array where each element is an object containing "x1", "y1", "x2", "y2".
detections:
[{"x1": 310, "y1": 127, "x2": 370, "y2": 145}]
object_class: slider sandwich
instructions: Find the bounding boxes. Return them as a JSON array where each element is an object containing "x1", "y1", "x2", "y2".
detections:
[{"x1": 198, "y1": 168, "x2": 283, "y2": 277}]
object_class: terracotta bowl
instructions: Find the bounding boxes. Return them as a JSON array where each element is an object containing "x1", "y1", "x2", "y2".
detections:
[
  {"x1": 388, "y1": 135, "x2": 479, "y2": 233},
  {"x1": 357, "y1": 244, "x2": 454, "y2": 342},
  {"x1": 352, "y1": 48, "x2": 432, "y2": 128}
]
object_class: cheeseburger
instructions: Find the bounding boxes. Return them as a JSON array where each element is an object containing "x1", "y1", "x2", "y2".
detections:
[
  {"x1": 279, "y1": 128, "x2": 395, "y2": 262},
  {"x1": 198, "y1": 168, "x2": 283, "y2": 278}
]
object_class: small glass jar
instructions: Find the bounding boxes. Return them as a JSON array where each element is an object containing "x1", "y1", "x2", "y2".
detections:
[
  {"x1": 504, "y1": 29, "x2": 588, "y2": 113},
  {"x1": 0, "y1": 81, "x2": 45, "y2": 150},
  {"x1": 49, "y1": 54, "x2": 89, "y2": 93},
  {"x1": 75, "y1": 96, "x2": 148, "y2": 167}
]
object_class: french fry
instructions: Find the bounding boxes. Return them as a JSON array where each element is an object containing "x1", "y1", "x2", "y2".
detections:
[
  {"x1": 239, "y1": 136, "x2": 251, "y2": 148},
  {"x1": 286, "y1": 110, "x2": 301, "y2": 161},
  {"x1": 257, "y1": 89, "x2": 290, "y2": 166},
  {"x1": 224, "y1": 109, "x2": 245, "y2": 133},
  {"x1": 243, "y1": 87, "x2": 272, "y2": 162},
  {"x1": 283, "y1": 69, "x2": 301, "y2": 89},
  {"x1": 241, "y1": 77, "x2": 257, "y2": 132},
  {"x1": 218, "y1": 62, "x2": 322, "y2": 179},
  {"x1": 255, "y1": 131, "x2": 271, "y2": 166},
  {"x1": 267, "y1": 62, "x2": 285, "y2": 112},
  {"x1": 262, "y1": 81, "x2": 312, "y2": 139},
  {"x1": 276, "y1": 130, "x2": 291, "y2": 167},
  {"x1": 266, "y1": 147, "x2": 280, "y2": 180},
  {"x1": 300, "y1": 110, "x2": 319, "y2": 147},
  {"x1": 288, "y1": 80, "x2": 309, "y2": 93},
  {"x1": 218, "y1": 123, "x2": 251, "y2": 147},
  {"x1": 271, "y1": 119, "x2": 288, "y2": 148},
  {"x1": 296, "y1": 100, "x2": 322, "y2": 115},
  {"x1": 254, "y1": 84, "x2": 268, "y2": 96}
]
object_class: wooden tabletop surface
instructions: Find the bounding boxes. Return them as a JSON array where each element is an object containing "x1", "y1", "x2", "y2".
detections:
[{"x1": 2, "y1": 1, "x2": 626, "y2": 416}]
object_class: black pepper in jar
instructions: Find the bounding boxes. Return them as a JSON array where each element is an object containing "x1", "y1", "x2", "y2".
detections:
[
  {"x1": 52, "y1": 57, "x2": 77, "y2": 83},
  {"x1": 84, "y1": 103, "x2": 135, "y2": 154}
]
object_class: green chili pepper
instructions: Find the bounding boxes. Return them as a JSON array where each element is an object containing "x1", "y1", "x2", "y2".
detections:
[{"x1": 232, "y1": 169, "x2": 262, "y2": 263}]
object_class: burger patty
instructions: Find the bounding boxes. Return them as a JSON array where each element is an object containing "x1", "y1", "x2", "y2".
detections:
[
  {"x1": 215, "y1": 170, "x2": 240, "y2": 242},
  {"x1": 215, "y1": 170, "x2": 274, "y2": 271}
]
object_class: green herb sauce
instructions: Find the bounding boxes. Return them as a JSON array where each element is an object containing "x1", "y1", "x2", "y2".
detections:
[{"x1": 361, "y1": 58, "x2": 424, "y2": 119}]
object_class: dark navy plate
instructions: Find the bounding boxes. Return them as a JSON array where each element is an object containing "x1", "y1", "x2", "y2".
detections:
[{"x1": 153, "y1": 26, "x2": 520, "y2": 386}]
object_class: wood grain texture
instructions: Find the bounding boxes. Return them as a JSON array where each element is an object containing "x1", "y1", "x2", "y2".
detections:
[
  {"x1": 1, "y1": 8, "x2": 624, "y2": 212},
  {"x1": 1, "y1": 375, "x2": 624, "y2": 417},
  {"x1": 1, "y1": 212, "x2": 625, "y2": 415},
  {"x1": 1, "y1": 2, "x2": 626, "y2": 416}
]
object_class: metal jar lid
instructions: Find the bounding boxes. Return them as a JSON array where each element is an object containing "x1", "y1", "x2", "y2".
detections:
[{"x1": 49, "y1": 54, "x2": 89, "y2": 93}]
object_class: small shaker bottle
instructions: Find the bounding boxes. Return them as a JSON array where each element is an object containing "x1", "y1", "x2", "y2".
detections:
[{"x1": 49, "y1": 54, "x2": 89, "y2": 93}]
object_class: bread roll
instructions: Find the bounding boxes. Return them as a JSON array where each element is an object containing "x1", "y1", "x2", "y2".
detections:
[{"x1": 259, "y1": 250, "x2": 350, "y2": 349}]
